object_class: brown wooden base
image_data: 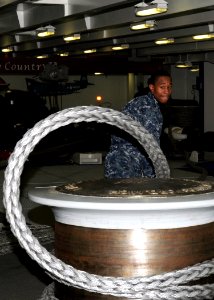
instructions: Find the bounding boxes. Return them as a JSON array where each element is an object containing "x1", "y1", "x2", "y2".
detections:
[{"x1": 54, "y1": 221, "x2": 214, "y2": 300}]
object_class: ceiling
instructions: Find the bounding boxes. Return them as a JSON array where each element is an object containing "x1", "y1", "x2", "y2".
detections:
[{"x1": 1, "y1": 0, "x2": 214, "y2": 70}]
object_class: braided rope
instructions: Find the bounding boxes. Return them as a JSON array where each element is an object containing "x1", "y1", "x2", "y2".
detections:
[
  {"x1": 3, "y1": 106, "x2": 214, "y2": 299},
  {"x1": 38, "y1": 282, "x2": 214, "y2": 300}
]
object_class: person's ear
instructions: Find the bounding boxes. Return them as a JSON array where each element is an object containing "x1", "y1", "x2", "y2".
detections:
[{"x1": 149, "y1": 84, "x2": 154, "y2": 93}]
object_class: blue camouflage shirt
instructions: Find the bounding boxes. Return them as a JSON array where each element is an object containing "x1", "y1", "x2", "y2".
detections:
[{"x1": 104, "y1": 92, "x2": 163, "y2": 178}]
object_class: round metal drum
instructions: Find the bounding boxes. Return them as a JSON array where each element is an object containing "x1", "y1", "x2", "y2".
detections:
[{"x1": 29, "y1": 178, "x2": 214, "y2": 300}]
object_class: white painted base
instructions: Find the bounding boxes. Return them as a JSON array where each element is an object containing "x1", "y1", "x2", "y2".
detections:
[{"x1": 28, "y1": 186, "x2": 214, "y2": 229}]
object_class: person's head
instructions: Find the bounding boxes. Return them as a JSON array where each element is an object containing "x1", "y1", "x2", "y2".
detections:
[{"x1": 148, "y1": 70, "x2": 172, "y2": 104}]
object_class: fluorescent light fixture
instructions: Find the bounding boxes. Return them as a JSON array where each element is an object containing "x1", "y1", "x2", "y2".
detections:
[
  {"x1": 192, "y1": 33, "x2": 214, "y2": 40},
  {"x1": 130, "y1": 20, "x2": 155, "y2": 31},
  {"x1": 135, "y1": 0, "x2": 168, "y2": 17},
  {"x1": 155, "y1": 37, "x2": 174, "y2": 45},
  {"x1": 37, "y1": 25, "x2": 55, "y2": 37},
  {"x1": 94, "y1": 72, "x2": 104, "y2": 75},
  {"x1": 84, "y1": 49, "x2": 96, "y2": 54},
  {"x1": 112, "y1": 44, "x2": 129, "y2": 50},
  {"x1": 1, "y1": 47, "x2": 13, "y2": 53},
  {"x1": 63, "y1": 34, "x2": 81, "y2": 42}
]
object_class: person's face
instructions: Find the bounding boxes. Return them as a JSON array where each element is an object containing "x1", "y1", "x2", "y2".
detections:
[{"x1": 149, "y1": 76, "x2": 172, "y2": 104}]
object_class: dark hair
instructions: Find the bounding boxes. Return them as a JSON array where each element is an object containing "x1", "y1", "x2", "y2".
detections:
[{"x1": 148, "y1": 70, "x2": 171, "y2": 85}]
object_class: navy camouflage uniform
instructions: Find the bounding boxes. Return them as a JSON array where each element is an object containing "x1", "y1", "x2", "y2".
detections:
[{"x1": 104, "y1": 92, "x2": 163, "y2": 178}]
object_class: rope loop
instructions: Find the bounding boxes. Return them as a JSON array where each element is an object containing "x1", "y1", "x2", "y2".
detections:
[{"x1": 3, "y1": 106, "x2": 214, "y2": 299}]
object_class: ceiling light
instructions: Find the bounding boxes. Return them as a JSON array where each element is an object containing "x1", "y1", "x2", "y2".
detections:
[
  {"x1": 63, "y1": 34, "x2": 81, "y2": 42},
  {"x1": 84, "y1": 49, "x2": 96, "y2": 54},
  {"x1": 176, "y1": 61, "x2": 192, "y2": 68},
  {"x1": 1, "y1": 47, "x2": 13, "y2": 53},
  {"x1": 193, "y1": 24, "x2": 214, "y2": 40},
  {"x1": 58, "y1": 52, "x2": 69, "y2": 57},
  {"x1": 175, "y1": 61, "x2": 187, "y2": 68},
  {"x1": 112, "y1": 44, "x2": 129, "y2": 50},
  {"x1": 130, "y1": 20, "x2": 155, "y2": 31},
  {"x1": 175, "y1": 55, "x2": 192, "y2": 68},
  {"x1": 190, "y1": 66, "x2": 199, "y2": 72},
  {"x1": 36, "y1": 25, "x2": 55, "y2": 37},
  {"x1": 135, "y1": 0, "x2": 168, "y2": 17},
  {"x1": 175, "y1": 60, "x2": 192, "y2": 68},
  {"x1": 36, "y1": 55, "x2": 48, "y2": 59},
  {"x1": 192, "y1": 33, "x2": 214, "y2": 40},
  {"x1": 155, "y1": 38, "x2": 174, "y2": 45}
]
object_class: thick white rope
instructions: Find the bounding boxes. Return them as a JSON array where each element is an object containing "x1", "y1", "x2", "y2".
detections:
[
  {"x1": 37, "y1": 282, "x2": 214, "y2": 300},
  {"x1": 2, "y1": 106, "x2": 214, "y2": 299}
]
